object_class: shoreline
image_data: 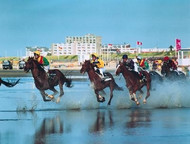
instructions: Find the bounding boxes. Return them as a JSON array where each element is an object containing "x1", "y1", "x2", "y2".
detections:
[{"x1": 0, "y1": 69, "x2": 116, "y2": 77}]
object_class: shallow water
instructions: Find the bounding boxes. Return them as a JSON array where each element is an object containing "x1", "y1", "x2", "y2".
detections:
[{"x1": 1, "y1": 77, "x2": 190, "y2": 144}]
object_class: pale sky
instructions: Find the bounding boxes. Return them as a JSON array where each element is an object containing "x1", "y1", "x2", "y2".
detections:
[{"x1": 0, "y1": 0, "x2": 190, "y2": 56}]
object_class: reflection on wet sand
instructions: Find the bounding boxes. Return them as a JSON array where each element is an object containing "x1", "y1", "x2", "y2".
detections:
[
  {"x1": 89, "y1": 110, "x2": 114, "y2": 134},
  {"x1": 126, "y1": 109, "x2": 151, "y2": 128},
  {"x1": 34, "y1": 116, "x2": 64, "y2": 144}
]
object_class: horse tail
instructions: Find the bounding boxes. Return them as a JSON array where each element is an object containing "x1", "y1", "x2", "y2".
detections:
[
  {"x1": 105, "y1": 72, "x2": 123, "y2": 91},
  {"x1": 65, "y1": 78, "x2": 72, "y2": 88},
  {"x1": 114, "y1": 81, "x2": 123, "y2": 91},
  {"x1": 0, "y1": 78, "x2": 20, "y2": 87}
]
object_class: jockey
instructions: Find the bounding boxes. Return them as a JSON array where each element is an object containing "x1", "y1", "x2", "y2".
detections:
[
  {"x1": 163, "y1": 56, "x2": 177, "y2": 71},
  {"x1": 136, "y1": 56, "x2": 149, "y2": 82},
  {"x1": 122, "y1": 54, "x2": 134, "y2": 70},
  {"x1": 137, "y1": 56, "x2": 149, "y2": 71},
  {"x1": 91, "y1": 53, "x2": 105, "y2": 80},
  {"x1": 34, "y1": 51, "x2": 50, "y2": 73}
]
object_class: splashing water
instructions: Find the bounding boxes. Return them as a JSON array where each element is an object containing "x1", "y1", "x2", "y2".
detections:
[{"x1": 1, "y1": 77, "x2": 190, "y2": 111}]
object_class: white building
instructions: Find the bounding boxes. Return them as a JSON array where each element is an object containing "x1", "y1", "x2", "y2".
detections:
[
  {"x1": 51, "y1": 34, "x2": 102, "y2": 56},
  {"x1": 102, "y1": 44, "x2": 138, "y2": 54},
  {"x1": 26, "y1": 46, "x2": 50, "y2": 57},
  {"x1": 51, "y1": 34, "x2": 102, "y2": 64},
  {"x1": 141, "y1": 48, "x2": 169, "y2": 53},
  {"x1": 177, "y1": 48, "x2": 190, "y2": 66}
]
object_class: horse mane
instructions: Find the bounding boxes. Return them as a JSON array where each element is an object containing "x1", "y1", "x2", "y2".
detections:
[
  {"x1": 28, "y1": 57, "x2": 45, "y2": 72},
  {"x1": 119, "y1": 62, "x2": 140, "y2": 79},
  {"x1": 85, "y1": 60, "x2": 95, "y2": 71}
]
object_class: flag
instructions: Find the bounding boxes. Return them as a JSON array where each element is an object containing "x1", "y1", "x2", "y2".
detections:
[
  {"x1": 108, "y1": 44, "x2": 112, "y2": 46},
  {"x1": 137, "y1": 41, "x2": 142, "y2": 45},
  {"x1": 176, "y1": 39, "x2": 181, "y2": 51}
]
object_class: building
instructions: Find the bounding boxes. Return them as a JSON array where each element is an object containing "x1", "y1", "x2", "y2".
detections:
[
  {"x1": 51, "y1": 34, "x2": 102, "y2": 56},
  {"x1": 177, "y1": 48, "x2": 190, "y2": 66},
  {"x1": 102, "y1": 44, "x2": 138, "y2": 54},
  {"x1": 26, "y1": 46, "x2": 50, "y2": 57},
  {"x1": 141, "y1": 47, "x2": 169, "y2": 53}
]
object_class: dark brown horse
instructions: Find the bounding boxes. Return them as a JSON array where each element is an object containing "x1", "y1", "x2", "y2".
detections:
[
  {"x1": 80, "y1": 60, "x2": 123, "y2": 105},
  {"x1": 161, "y1": 62, "x2": 186, "y2": 80},
  {"x1": 24, "y1": 57, "x2": 72, "y2": 103},
  {"x1": 0, "y1": 78, "x2": 19, "y2": 87},
  {"x1": 115, "y1": 62, "x2": 151, "y2": 105}
]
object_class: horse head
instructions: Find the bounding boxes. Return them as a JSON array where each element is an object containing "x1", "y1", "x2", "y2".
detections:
[
  {"x1": 80, "y1": 60, "x2": 94, "y2": 74},
  {"x1": 115, "y1": 61, "x2": 124, "y2": 76},
  {"x1": 24, "y1": 57, "x2": 34, "y2": 72}
]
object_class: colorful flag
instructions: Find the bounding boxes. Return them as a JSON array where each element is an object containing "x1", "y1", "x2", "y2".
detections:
[
  {"x1": 176, "y1": 39, "x2": 181, "y2": 51},
  {"x1": 137, "y1": 41, "x2": 142, "y2": 45}
]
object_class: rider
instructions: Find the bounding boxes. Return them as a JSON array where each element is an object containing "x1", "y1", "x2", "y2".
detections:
[
  {"x1": 91, "y1": 53, "x2": 107, "y2": 81},
  {"x1": 136, "y1": 56, "x2": 149, "y2": 82},
  {"x1": 122, "y1": 54, "x2": 134, "y2": 70},
  {"x1": 163, "y1": 56, "x2": 177, "y2": 71},
  {"x1": 34, "y1": 50, "x2": 50, "y2": 75}
]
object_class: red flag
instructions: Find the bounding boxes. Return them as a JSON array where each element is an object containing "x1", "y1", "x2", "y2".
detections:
[
  {"x1": 108, "y1": 44, "x2": 112, "y2": 46},
  {"x1": 137, "y1": 41, "x2": 142, "y2": 45},
  {"x1": 176, "y1": 39, "x2": 181, "y2": 51}
]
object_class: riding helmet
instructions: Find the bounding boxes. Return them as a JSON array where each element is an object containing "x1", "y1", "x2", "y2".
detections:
[
  {"x1": 137, "y1": 56, "x2": 142, "y2": 60},
  {"x1": 92, "y1": 53, "x2": 98, "y2": 57},
  {"x1": 122, "y1": 54, "x2": 128, "y2": 59},
  {"x1": 34, "y1": 51, "x2": 40, "y2": 56},
  {"x1": 163, "y1": 56, "x2": 169, "y2": 61}
]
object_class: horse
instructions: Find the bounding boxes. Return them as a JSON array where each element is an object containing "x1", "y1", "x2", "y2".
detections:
[
  {"x1": 149, "y1": 71, "x2": 163, "y2": 82},
  {"x1": 24, "y1": 57, "x2": 72, "y2": 103},
  {"x1": 161, "y1": 62, "x2": 186, "y2": 80},
  {"x1": 80, "y1": 60, "x2": 123, "y2": 105},
  {"x1": 0, "y1": 78, "x2": 19, "y2": 87},
  {"x1": 115, "y1": 62, "x2": 151, "y2": 105}
]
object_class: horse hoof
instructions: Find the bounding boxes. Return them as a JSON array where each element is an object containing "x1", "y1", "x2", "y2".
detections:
[
  {"x1": 56, "y1": 97, "x2": 61, "y2": 103},
  {"x1": 136, "y1": 101, "x2": 140, "y2": 105},
  {"x1": 143, "y1": 99, "x2": 147, "y2": 104},
  {"x1": 48, "y1": 95, "x2": 54, "y2": 99}
]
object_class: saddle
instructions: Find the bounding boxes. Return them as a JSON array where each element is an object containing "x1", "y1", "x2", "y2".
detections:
[
  {"x1": 48, "y1": 70, "x2": 57, "y2": 80},
  {"x1": 131, "y1": 70, "x2": 147, "y2": 83},
  {"x1": 95, "y1": 71, "x2": 112, "y2": 82}
]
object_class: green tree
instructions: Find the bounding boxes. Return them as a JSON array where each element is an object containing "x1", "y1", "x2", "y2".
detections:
[{"x1": 169, "y1": 45, "x2": 174, "y2": 52}]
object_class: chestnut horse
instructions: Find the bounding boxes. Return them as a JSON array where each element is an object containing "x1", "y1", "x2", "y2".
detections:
[
  {"x1": 115, "y1": 62, "x2": 151, "y2": 105},
  {"x1": 0, "y1": 78, "x2": 19, "y2": 87},
  {"x1": 24, "y1": 57, "x2": 72, "y2": 103},
  {"x1": 80, "y1": 60, "x2": 123, "y2": 105}
]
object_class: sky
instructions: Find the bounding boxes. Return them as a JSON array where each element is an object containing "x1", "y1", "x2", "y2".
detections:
[{"x1": 0, "y1": 0, "x2": 190, "y2": 56}]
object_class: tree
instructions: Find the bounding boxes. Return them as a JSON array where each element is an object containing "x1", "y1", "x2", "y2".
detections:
[{"x1": 169, "y1": 45, "x2": 174, "y2": 52}]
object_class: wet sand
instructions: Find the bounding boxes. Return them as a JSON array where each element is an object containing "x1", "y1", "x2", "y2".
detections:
[{"x1": 0, "y1": 69, "x2": 116, "y2": 77}]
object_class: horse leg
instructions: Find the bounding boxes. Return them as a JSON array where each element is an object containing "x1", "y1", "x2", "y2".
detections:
[
  {"x1": 108, "y1": 86, "x2": 114, "y2": 105},
  {"x1": 144, "y1": 84, "x2": 151, "y2": 104},
  {"x1": 47, "y1": 87, "x2": 58, "y2": 101},
  {"x1": 132, "y1": 93, "x2": 140, "y2": 105},
  {"x1": 40, "y1": 90, "x2": 51, "y2": 102},
  {"x1": 138, "y1": 89, "x2": 144, "y2": 99},
  {"x1": 95, "y1": 89, "x2": 105, "y2": 103},
  {"x1": 56, "y1": 83, "x2": 64, "y2": 103},
  {"x1": 50, "y1": 87, "x2": 58, "y2": 96}
]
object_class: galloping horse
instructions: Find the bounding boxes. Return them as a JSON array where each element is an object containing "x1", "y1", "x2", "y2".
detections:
[
  {"x1": 115, "y1": 62, "x2": 151, "y2": 105},
  {"x1": 80, "y1": 60, "x2": 123, "y2": 105},
  {"x1": 0, "y1": 78, "x2": 19, "y2": 87},
  {"x1": 161, "y1": 62, "x2": 186, "y2": 80},
  {"x1": 24, "y1": 57, "x2": 72, "y2": 103}
]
